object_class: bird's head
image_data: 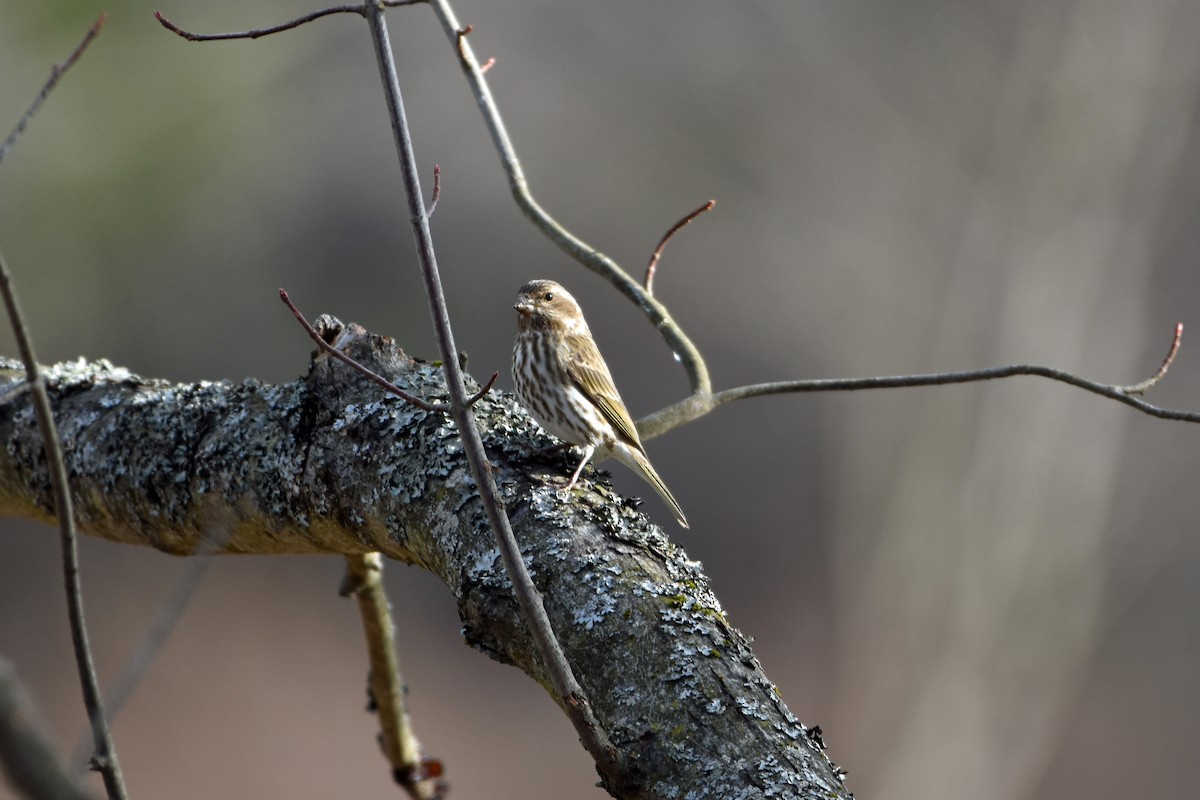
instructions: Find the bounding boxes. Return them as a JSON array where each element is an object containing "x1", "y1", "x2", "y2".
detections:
[{"x1": 514, "y1": 279, "x2": 588, "y2": 333}]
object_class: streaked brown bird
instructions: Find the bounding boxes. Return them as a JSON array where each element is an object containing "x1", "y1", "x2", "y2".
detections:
[{"x1": 512, "y1": 279, "x2": 688, "y2": 528}]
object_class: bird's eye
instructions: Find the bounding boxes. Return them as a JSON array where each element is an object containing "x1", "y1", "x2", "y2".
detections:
[{"x1": 543, "y1": 292, "x2": 554, "y2": 301}]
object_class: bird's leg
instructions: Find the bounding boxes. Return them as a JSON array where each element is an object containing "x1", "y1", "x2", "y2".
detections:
[{"x1": 560, "y1": 444, "x2": 596, "y2": 491}]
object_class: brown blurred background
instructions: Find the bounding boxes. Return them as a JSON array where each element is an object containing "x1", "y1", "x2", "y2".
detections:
[{"x1": 3, "y1": 1, "x2": 1200, "y2": 798}]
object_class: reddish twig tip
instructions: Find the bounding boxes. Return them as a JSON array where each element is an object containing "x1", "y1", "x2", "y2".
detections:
[
  {"x1": 644, "y1": 199, "x2": 715, "y2": 297},
  {"x1": 1121, "y1": 322, "x2": 1183, "y2": 395},
  {"x1": 466, "y1": 372, "x2": 499, "y2": 407}
]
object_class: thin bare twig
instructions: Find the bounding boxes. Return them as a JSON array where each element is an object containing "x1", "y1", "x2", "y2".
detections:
[
  {"x1": 706, "y1": 364, "x2": 1200, "y2": 420},
  {"x1": 342, "y1": 554, "x2": 445, "y2": 800},
  {"x1": 0, "y1": 249, "x2": 128, "y2": 800},
  {"x1": 280, "y1": 288, "x2": 497, "y2": 410},
  {"x1": 645, "y1": 199, "x2": 715, "y2": 297},
  {"x1": 636, "y1": 322, "x2": 1197, "y2": 441},
  {"x1": 154, "y1": 2, "x2": 426, "y2": 42},
  {"x1": 0, "y1": 14, "x2": 107, "y2": 166},
  {"x1": 361, "y1": 2, "x2": 624, "y2": 780},
  {"x1": 1120, "y1": 322, "x2": 1182, "y2": 395},
  {"x1": 155, "y1": 7, "x2": 362, "y2": 40}
]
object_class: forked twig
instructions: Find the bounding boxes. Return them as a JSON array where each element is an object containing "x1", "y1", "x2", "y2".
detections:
[
  {"x1": 279, "y1": 289, "x2": 496, "y2": 410},
  {"x1": 0, "y1": 14, "x2": 107, "y2": 166},
  {"x1": 645, "y1": 200, "x2": 715, "y2": 297},
  {"x1": 636, "y1": 322, "x2": 1197, "y2": 441}
]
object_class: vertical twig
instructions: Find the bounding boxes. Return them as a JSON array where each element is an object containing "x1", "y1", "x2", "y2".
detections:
[
  {"x1": 343, "y1": 554, "x2": 444, "y2": 799},
  {"x1": 0, "y1": 248, "x2": 128, "y2": 800},
  {"x1": 361, "y1": 3, "x2": 623, "y2": 780}
]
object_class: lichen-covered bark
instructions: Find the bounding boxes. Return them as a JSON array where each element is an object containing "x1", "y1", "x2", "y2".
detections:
[{"x1": 0, "y1": 323, "x2": 851, "y2": 800}]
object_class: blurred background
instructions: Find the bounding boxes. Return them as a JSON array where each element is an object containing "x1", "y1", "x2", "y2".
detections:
[{"x1": 2, "y1": 1, "x2": 1200, "y2": 798}]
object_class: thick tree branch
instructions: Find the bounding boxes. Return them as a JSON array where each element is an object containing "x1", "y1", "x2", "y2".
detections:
[{"x1": 0, "y1": 330, "x2": 848, "y2": 800}]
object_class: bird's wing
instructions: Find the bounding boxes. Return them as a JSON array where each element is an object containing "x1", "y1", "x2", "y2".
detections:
[{"x1": 563, "y1": 332, "x2": 643, "y2": 448}]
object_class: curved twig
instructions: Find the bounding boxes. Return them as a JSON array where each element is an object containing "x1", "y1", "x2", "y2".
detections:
[
  {"x1": 645, "y1": 200, "x2": 715, "y2": 297},
  {"x1": 1120, "y1": 322, "x2": 1182, "y2": 395},
  {"x1": 155, "y1": 6, "x2": 365, "y2": 40},
  {"x1": 154, "y1": 2, "x2": 426, "y2": 42},
  {"x1": 466, "y1": 371, "x2": 499, "y2": 405},
  {"x1": 636, "y1": 323, "x2": 1195, "y2": 440}
]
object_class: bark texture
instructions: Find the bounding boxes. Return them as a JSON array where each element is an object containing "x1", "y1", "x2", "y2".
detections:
[{"x1": 0, "y1": 321, "x2": 851, "y2": 800}]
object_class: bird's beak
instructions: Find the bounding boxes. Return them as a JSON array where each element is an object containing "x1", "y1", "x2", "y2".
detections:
[{"x1": 514, "y1": 297, "x2": 533, "y2": 316}]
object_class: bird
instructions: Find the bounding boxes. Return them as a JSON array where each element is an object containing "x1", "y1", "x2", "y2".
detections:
[{"x1": 512, "y1": 279, "x2": 688, "y2": 528}]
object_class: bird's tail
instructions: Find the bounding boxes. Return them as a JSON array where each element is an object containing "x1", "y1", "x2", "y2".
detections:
[{"x1": 621, "y1": 445, "x2": 689, "y2": 529}]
